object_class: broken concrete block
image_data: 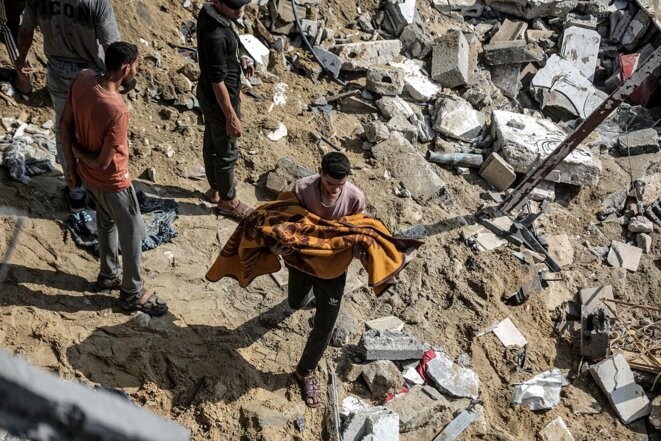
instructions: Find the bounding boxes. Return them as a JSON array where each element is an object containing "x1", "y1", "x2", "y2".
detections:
[
  {"x1": 409, "y1": 113, "x2": 435, "y2": 143},
  {"x1": 376, "y1": 95, "x2": 415, "y2": 120},
  {"x1": 525, "y1": 29, "x2": 554, "y2": 42},
  {"x1": 426, "y1": 351, "x2": 480, "y2": 399},
  {"x1": 361, "y1": 360, "x2": 404, "y2": 398},
  {"x1": 342, "y1": 96, "x2": 379, "y2": 114},
  {"x1": 483, "y1": 0, "x2": 578, "y2": 19},
  {"x1": 634, "y1": 173, "x2": 661, "y2": 207},
  {"x1": 483, "y1": 40, "x2": 545, "y2": 65},
  {"x1": 479, "y1": 152, "x2": 516, "y2": 191},
  {"x1": 342, "y1": 407, "x2": 399, "y2": 441},
  {"x1": 268, "y1": 0, "x2": 320, "y2": 34},
  {"x1": 618, "y1": 128, "x2": 660, "y2": 156},
  {"x1": 366, "y1": 316, "x2": 405, "y2": 332},
  {"x1": 491, "y1": 110, "x2": 602, "y2": 186},
  {"x1": 539, "y1": 417, "x2": 575, "y2": 441},
  {"x1": 389, "y1": 59, "x2": 439, "y2": 101},
  {"x1": 385, "y1": 385, "x2": 451, "y2": 432},
  {"x1": 360, "y1": 329, "x2": 427, "y2": 361},
  {"x1": 590, "y1": 354, "x2": 650, "y2": 424},
  {"x1": 432, "y1": 0, "x2": 483, "y2": 16},
  {"x1": 475, "y1": 232, "x2": 508, "y2": 251},
  {"x1": 580, "y1": 285, "x2": 614, "y2": 358},
  {"x1": 331, "y1": 311, "x2": 359, "y2": 347},
  {"x1": 650, "y1": 396, "x2": 661, "y2": 431},
  {"x1": 490, "y1": 64, "x2": 520, "y2": 99},
  {"x1": 363, "y1": 121, "x2": 390, "y2": 143},
  {"x1": 384, "y1": 0, "x2": 418, "y2": 36},
  {"x1": 621, "y1": 9, "x2": 651, "y2": 50},
  {"x1": 433, "y1": 97, "x2": 486, "y2": 142},
  {"x1": 489, "y1": 19, "x2": 528, "y2": 43},
  {"x1": 636, "y1": 233, "x2": 652, "y2": 254},
  {"x1": 335, "y1": 40, "x2": 403, "y2": 71},
  {"x1": 560, "y1": 26, "x2": 600, "y2": 81},
  {"x1": 564, "y1": 12, "x2": 598, "y2": 30},
  {"x1": 399, "y1": 23, "x2": 433, "y2": 59},
  {"x1": 628, "y1": 216, "x2": 654, "y2": 233},
  {"x1": 366, "y1": 65, "x2": 405, "y2": 96},
  {"x1": 610, "y1": 8, "x2": 633, "y2": 42},
  {"x1": 607, "y1": 241, "x2": 642, "y2": 272},
  {"x1": 387, "y1": 115, "x2": 418, "y2": 143},
  {"x1": 357, "y1": 13, "x2": 375, "y2": 33},
  {"x1": 531, "y1": 54, "x2": 607, "y2": 120},
  {"x1": 431, "y1": 30, "x2": 469, "y2": 88},
  {"x1": 530, "y1": 180, "x2": 556, "y2": 201},
  {"x1": 265, "y1": 157, "x2": 315, "y2": 194}
]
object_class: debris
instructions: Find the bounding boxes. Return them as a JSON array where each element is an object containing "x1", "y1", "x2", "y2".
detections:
[
  {"x1": 579, "y1": 285, "x2": 614, "y2": 358},
  {"x1": 341, "y1": 396, "x2": 371, "y2": 417},
  {"x1": 491, "y1": 110, "x2": 602, "y2": 186},
  {"x1": 628, "y1": 216, "x2": 654, "y2": 233},
  {"x1": 426, "y1": 151, "x2": 484, "y2": 169},
  {"x1": 238, "y1": 34, "x2": 269, "y2": 66},
  {"x1": 402, "y1": 366, "x2": 424, "y2": 386},
  {"x1": 607, "y1": 241, "x2": 642, "y2": 272},
  {"x1": 479, "y1": 317, "x2": 528, "y2": 347},
  {"x1": 331, "y1": 311, "x2": 359, "y2": 347},
  {"x1": 433, "y1": 97, "x2": 486, "y2": 142},
  {"x1": 265, "y1": 157, "x2": 314, "y2": 194},
  {"x1": 490, "y1": 19, "x2": 528, "y2": 43},
  {"x1": 475, "y1": 232, "x2": 508, "y2": 251},
  {"x1": 511, "y1": 368, "x2": 566, "y2": 410},
  {"x1": 529, "y1": 181, "x2": 556, "y2": 201},
  {"x1": 484, "y1": 0, "x2": 576, "y2": 20},
  {"x1": 295, "y1": 415, "x2": 305, "y2": 432},
  {"x1": 432, "y1": 405, "x2": 482, "y2": 441},
  {"x1": 590, "y1": 354, "x2": 651, "y2": 424},
  {"x1": 366, "y1": 315, "x2": 405, "y2": 332},
  {"x1": 431, "y1": 30, "x2": 469, "y2": 88},
  {"x1": 546, "y1": 234, "x2": 574, "y2": 267},
  {"x1": 389, "y1": 59, "x2": 439, "y2": 101},
  {"x1": 483, "y1": 40, "x2": 545, "y2": 65},
  {"x1": 342, "y1": 406, "x2": 400, "y2": 441},
  {"x1": 341, "y1": 96, "x2": 379, "y2": 114},
  {"x1": 650, "y1": 396, "x2": 661, "y2": 431},
  {"x1": 426, "y1": 351, "x2": 480, "y2": 399},
  {"x1": 479, "y1": 152, "x2": 516, "y2": 191},
  {"x1": 363, "y1": 121, "x2": 390, "y2": 143},
  {"x1": 386, "y1": 115, "x2": 418, "y2": 143},
  {"x1": 538, "y1": 417, "x2": 575, "y2": 441},
  {"x1": 335, "y1": 40, "x2": 403, "y2": 71},
  {"x1": 634, "y1": 173, "x2": 661, "y2": 206},
  {"x1": 618, "y1": 128, "x2": 660, "y2": 156},
  {"x1": 366, "y1": 65, "x2": 405, "y2": 96},
  {"x1": 361, "y1": 329, "x2": 427, "y2": 361},
  {"x1": 399, "y1": 23, "x2": 433, "y2": 59},
  {"x1": 267, "y1": 122, "x2": 288, "y2": 141},
  {"x1": 560, "y1": 26, "x2": 600, "y2": 81},
  {"x1": 621, "y1": 9, "x2": 651, "y2": 50},
  {"x1": 361, "y1": 360, "x2": 404, "y2": 398},
  {"x1": 636, "y1": 233, "x2": 652, "y2": 254},
  {"x1": 490, "y1": 64, "x2": 520, "y2": 98},
  {"x1": 385, "y1": 385, "x2": 451, "y2": 433},
  {"x1": 376, "y1": 95, "x2": 415, "y2": 120},
  {"x1": 383, "y1": 0, "x2": 418, "y2": 36}
]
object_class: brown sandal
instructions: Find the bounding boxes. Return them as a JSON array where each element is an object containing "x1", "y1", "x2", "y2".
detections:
[
  {"x1": 295, "y1": 372, "x2": 321, "y2": 408},
  {"x1": 216, "y1": 200, "x2": 254, "y2": 221}
]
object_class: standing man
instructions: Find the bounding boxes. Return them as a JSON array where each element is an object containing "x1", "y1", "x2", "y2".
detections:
[
  {"x1": 273, "y1": 152, "x2": 367, "y2": 407},
  {"x1": 15, "y1": 0, "x2": 120, "y2": 211},
  {"x1": 60, "y1": 42, "x2": 168, "y2": 317},
  {"x1": 196, "y1": 0, "x2": 254, "y2": 220}
]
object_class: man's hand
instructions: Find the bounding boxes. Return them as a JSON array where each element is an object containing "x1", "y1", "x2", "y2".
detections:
[
  {"x1": 66, "y1": 169, "x2": 81, "y2": 190},
  {"x1": 241, "y1": 56, "x2": 254, "y2": 79},
  {"x1": 353, "y1": 245, "x2": 368, "y2": 261},
  {"x1": 269, "y1": 242, "x2": 294, "y2": 256},
  {"x1": 14, "y1": 58, "x2": 33, "y2": 94},
  {"x1": 227, "y1": 114, "x2": 242, "y2": 138}
]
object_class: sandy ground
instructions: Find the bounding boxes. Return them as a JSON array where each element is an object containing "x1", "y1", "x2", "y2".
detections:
[{"x1": 0, "y1": 0, "x2": 659, "y2": 440}]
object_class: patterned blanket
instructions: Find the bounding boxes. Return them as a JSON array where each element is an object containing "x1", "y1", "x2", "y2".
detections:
[{"x1": 206, "y1": 192, "x2": 423, "y2": 296}]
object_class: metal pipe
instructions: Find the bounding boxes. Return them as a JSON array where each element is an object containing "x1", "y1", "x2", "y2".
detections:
[{"x1": 426, "y1": 151, "x2": 484, "y2": 168}]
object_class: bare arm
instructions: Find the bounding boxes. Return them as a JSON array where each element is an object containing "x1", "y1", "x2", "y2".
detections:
[
  {"x1": 212, "y1": 81, "x2": 241, "y2": 137},
  {"x1": 16, "y1": 25, "x2": 34, "y2": 65},
  {"x1": 59, "y1": 100, "x2": 81, "y2": 188},
  {"x1": 73, "y1": 139, "x2": 117, "y2": 171}
]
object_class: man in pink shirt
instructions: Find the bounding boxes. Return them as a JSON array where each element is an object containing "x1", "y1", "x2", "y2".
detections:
[{"x1": 273, "y1": 152, "x2": 366, "y2": 408}]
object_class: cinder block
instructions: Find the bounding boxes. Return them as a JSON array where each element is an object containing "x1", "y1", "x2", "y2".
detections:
[
  {"x1": 366, "y1": 65, "x2": 405, "y2": 96},
  {"x1": 361, "y1": 329, "x2": 427, "y2": 361},
  {"x1": 431, "y1": 30, "x2": 469, "y2": 88},
  {"x1": 479, "y1": 152, "x2": 516, "y2": 191},
  {"x1": 579, "y1": 285, "x2": 614, "y2": 358}
]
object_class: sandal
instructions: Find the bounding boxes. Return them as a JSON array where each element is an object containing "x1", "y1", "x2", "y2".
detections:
[
  {"x1": 94, "y1": 274, "x2": 122, "y2": 292},
  {"x1": 216, "y1": 199, "x2": 254, "y2": 221},
  {"x1": 205, "y1": 188, "x2": 220, "y2": 204},
  {"x1": 295, "y1": 372, "x2": 321, "y2": 408},
  {"x1": 118, "y1": 288, "x2": 168, "y2": 317}
]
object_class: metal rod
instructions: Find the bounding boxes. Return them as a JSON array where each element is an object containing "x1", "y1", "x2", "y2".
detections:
[
  {"x1": 313, "y1": 132, "x2": 342, "y2": 151},
  {"x1": 498, "y1": 45, "x2": 661, "y2": 214}
]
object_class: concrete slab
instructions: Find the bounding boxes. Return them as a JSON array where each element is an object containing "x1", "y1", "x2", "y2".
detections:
[
  {"x1": 342, "y1": 406, "x2": 400, "y2": 441},
  {"x1": 335, "y1": 40, "x2": 403, "y2": 71},
  {"x1": 489, "y1": 19, "x2": 528, "y2": 43},
  {"x1": 426, "y1": 351, "x2": 480, "y2": 399},
  {"x1": 483, "y1": 40, "x2": 545, "y2": 65},
  {"x1": 560, "y1": 26, "x2": 600, "y2": 81},
  {"x1": 239, "y1": 34, "x2": 270, "y2": 66},
  {"x1": 433, "y1": 97, "x2": 486, "y2": 142},
  {"x1": 491, "y1": 110, "x2": 602, "y2": 186},
  {"x1": 531, "y1": 54, "x2": 607, "y2": 120},
  {"x1": 431, "y1": 30, "x2": 469, "y2": 88},
  {"x1": 539, "y1": 417, "x2": 575, "y2": 441},
  {"x1": 607, "y1": 241, "x2": 642, "y2": 272},
  {"x1": 618, "y1": 128, "x2": 660, "y2": 156},
  {"x1": 389, "y1": 59, "x2": 439, "y2": 102},
  {"x1": 490, "y1": 64, "x2": 520, "y2": 99},
  {"x1": 590, "y1": 354, "x2": 650, "y2": 424},
  {"x1": 479, "y1": 152, "x2": 516, "y2": 191},
  {"x1": 361, "y1": 329, "x2": 427, "y2": 361}
]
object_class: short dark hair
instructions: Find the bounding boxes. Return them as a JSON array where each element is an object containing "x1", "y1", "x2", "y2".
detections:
[
  {"x1": 105, "y1": 42, "x2": 139, "y2": 72},
  {"x1": 321, "y1": 152, "x2": 351, "y2": 179}
]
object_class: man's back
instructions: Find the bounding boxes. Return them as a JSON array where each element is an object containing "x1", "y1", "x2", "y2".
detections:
[{"x1": 21, "y1": 0, "x2": 119, "y2": 68}]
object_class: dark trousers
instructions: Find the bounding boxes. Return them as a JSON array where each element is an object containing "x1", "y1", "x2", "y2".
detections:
[
  {"x1": 198, "y1": 91, "x2": 239, "y2": 201},
  {"x1": 288, "y1": 266, "x2": 346, "y2": 376}
]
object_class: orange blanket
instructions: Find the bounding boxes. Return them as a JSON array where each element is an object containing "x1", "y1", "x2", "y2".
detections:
[{"x1": 206, "y1": 192, "x2": 423, "y2": 296}]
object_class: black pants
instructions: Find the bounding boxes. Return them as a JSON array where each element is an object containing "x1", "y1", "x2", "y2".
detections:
[
  {"x1": 198, "y1": 91, "x2": 240, "y2": 201},
  {"x1": 288, "y1": 266, "x2": 346, "y2": 376}
]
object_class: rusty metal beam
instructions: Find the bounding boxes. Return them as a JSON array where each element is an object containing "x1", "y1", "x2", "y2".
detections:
[{"x1": 498, "y1": 45, "x2": 661, "y2": 214}]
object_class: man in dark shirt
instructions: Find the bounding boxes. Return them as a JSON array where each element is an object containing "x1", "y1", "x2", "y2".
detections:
[{"x1": 196, "y1": 0, "x2": 254, "y2": 220}]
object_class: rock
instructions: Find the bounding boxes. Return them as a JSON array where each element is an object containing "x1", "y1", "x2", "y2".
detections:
[
  {"x1": 432, "y1": 0, "x2": 483, "y2": 16},
  {"x1": 560, "y1": 26, "x2": 600, "y2": 81},
  {"x1": 433, "y1": 97, "x2": 486, "y2": 143},
  {"x1": 634, "y1": 173, "x2": 661, "y2": 206},
  {"x1": 426, "y1": 351, "x2": 479, "y2": 399},
  {"x1": 361, "y1": 360, "x2": 404, "y2": 398},
  {"x1": 431, "y1": 30, "x2": 469, "y2": 88},
  {"x1": 335, "y1": 40, "x2": 403, "y2": 71},
  {"x1": 607, "y1": 241, "x2": 642, "y2": 272},
  {"x1": 399, "y1": 23, "x2": 433, "y2": 59},
  {"x1": 366, "y1": 65, "x2": 405, "y2": 96},
  {"x1": 628, "y1": 216, "x2": 654, "y2": 233},
  {"x1": 650, "y1": 396, "x2": 661, "y2": 431},
  {"x1": 563, "y1": 12, "x2": 598, "y2": 29},
  {"x1": 376, "y1": 96, "x2": 415, "y2": 120},
  {"x1": 491, "y1": 110, "x2": 601, "y2": 186},
  {"x1": 386, "y1": 115, "x2": 418, "y2": 143},
  {"x1": 265, "y1": 157, "x2": 314, "y2": 194},
  {"x1": 618, "y1": 128, "x2": 660, "y2": 156},
  {"x1": 363, "y1": 121, "x2": 390, "y2": 143},
  {"x1": 490, "y1": 64, "x2": 520, "y2": 99},
  {"x1": 331, "y1": 311, "x2": 359, "y2": 347},
  {"x1": 484, "y1": 0, "x2": 578, "y2": 19},
  {"x1": 360, "y1": 328, "x2": 427, "y2": 361},
  {"x1": 539, "y1": 417, "x2": 575, "y2": 441},
  {"x1": 342, "y1": 407, "x2": 399, "y2": 441},
  {"x1": 530, "y1": 181, "x2": 556, "y2": 201},
  {"x1": 579, "y1": 285, "x2": 614, "y2": 358},
  {"x1": 389, "y1": 59, "x2": 439, "y2": 102},
  {"x1": 547, "y1": 234, "x2": 574, "y2": 267},
  {"x1": 385, "y1": 385, "x2": 453, "y2": 432},
  {"x1": 636, "y1": 233, "x2": 652, "y2": 254},
  {"x1": 489, "y1": 19, "x2": 528, "y2": 43},
  {"x1": 525, "y1": 29, "x2": 554, "y2": 42},
  {"x1": 531, "y1": 54, "x2": 607, "y2": 120},
  {"x1": 383, "y1": 0, "x2": 417, "y2": 36},
  {"x1": 590, "y1": 354, "x2": 650, "y2": 424},
  {"x1": 483, "y1": 40, "x2": 545, "y2": 65},
  {"x1": 479, "y1": 152, "x2": 516, "y2": 191},
  {"x1": 366, "y1": 316, "x2": 405, "y2": 332}
]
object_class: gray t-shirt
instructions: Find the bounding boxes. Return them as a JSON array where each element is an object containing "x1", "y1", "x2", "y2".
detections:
[{"x1": 21, "y1": 0, "x2": 120, "y2": 69}]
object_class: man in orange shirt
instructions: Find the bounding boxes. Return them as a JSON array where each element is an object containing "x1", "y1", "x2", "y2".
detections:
[{"x1": 60, "y1": 42, "x2": 167, "y2": 317}]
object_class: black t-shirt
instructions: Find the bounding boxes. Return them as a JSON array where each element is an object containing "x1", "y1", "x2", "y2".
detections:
[{"x1": 196, "y1": 5, "x2": 241, "y2": 109}]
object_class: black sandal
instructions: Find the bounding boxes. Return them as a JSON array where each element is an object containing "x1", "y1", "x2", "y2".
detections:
[{"x1": 118, "y1": 289, "x2": 168, "y2": 317}]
